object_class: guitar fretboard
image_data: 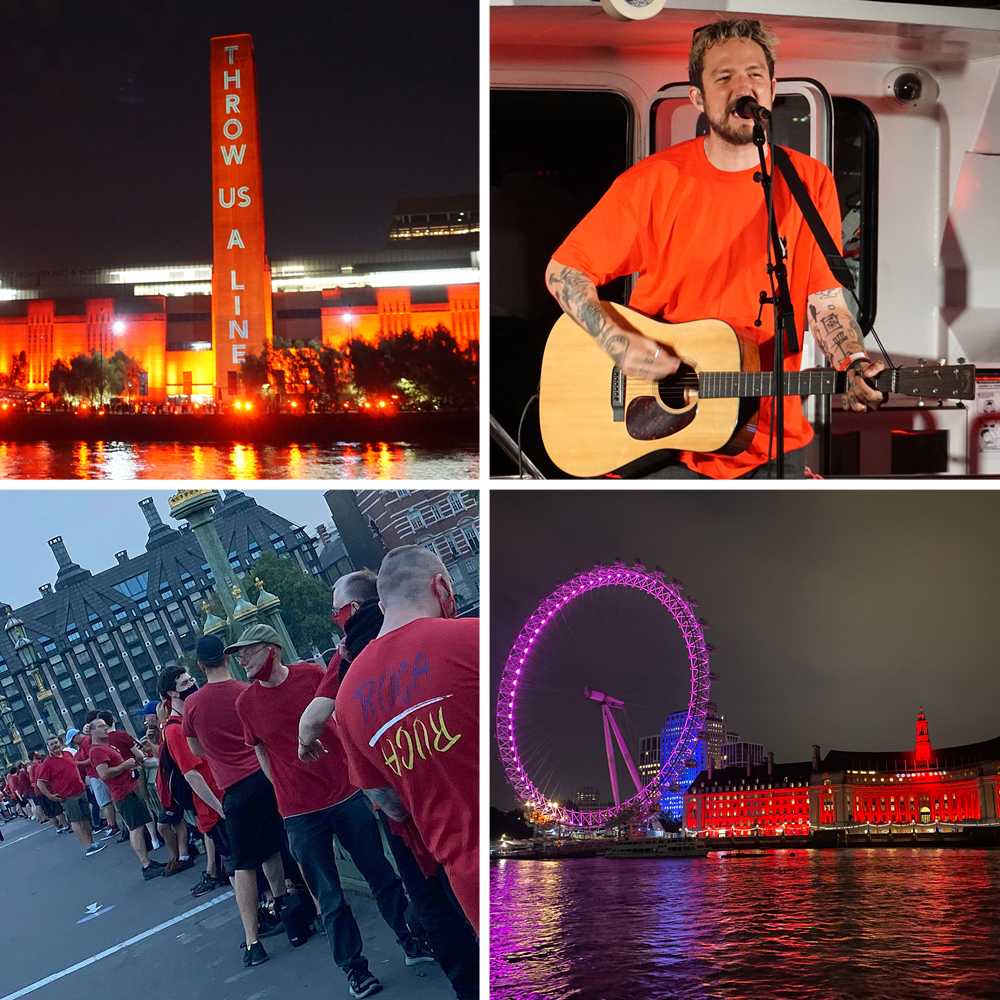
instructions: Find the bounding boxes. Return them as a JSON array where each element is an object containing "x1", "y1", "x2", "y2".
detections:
[{"x1": 697, "y1": 370, "x2": 857, "y2": 399}]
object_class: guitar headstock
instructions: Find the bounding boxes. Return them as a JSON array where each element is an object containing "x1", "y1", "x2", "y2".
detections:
[{"x1": 888, "y1": 364, "x2": 976, "y2": 400}]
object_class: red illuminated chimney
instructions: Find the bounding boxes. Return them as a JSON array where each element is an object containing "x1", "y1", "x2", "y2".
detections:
[{"x1": 914, "y1": 708, "x2": 933, "y2": 768}]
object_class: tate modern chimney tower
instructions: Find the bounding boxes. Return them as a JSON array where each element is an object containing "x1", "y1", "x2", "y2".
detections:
[{"x1": 209, "y1": 34, "x2": 273, "y2": 400}]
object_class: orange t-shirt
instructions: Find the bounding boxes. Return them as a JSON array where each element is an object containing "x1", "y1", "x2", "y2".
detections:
[{"x1": 552, "y1": 136, "x2": 842, "y2": 479}]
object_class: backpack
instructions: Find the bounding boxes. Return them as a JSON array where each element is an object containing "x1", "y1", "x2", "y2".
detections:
[{"x1": 157, "y1": 718, "x2": 195, "y2": 814}]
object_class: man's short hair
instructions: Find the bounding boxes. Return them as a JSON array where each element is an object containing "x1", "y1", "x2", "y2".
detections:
[
  {"x1": 377, "y1": 545, "x2": 450, "y2": 606},
  {"x1": 196, "y1": 634, "x2": 225, "y2": 667},
  {"x1": 97, "y1": 710, "x2": 115, "y2": 726},
  {"x1": 335, "y1": 569, "x2": 379, "y2": 605},
  {"x1": 157, "y1": 664, "x2": 186, "y2": 700},
  {"x1": 84, "y1": 709, "x2": 99, "y2": 724},
  {"x1": 688, "y1": 18, "x2": 777, "y2": 89}
]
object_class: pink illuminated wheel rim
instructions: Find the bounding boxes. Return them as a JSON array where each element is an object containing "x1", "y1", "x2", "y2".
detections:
[{"x1": 496, "y1": 562, "x2": 712, "y2": 828}]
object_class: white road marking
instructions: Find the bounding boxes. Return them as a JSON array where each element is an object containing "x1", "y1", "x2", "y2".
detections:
[
  {"x1": 0, "y1": 827, "x2": 47, "y2": 850},
  {"x1": 0, "y1": 890, "x2": 235, "y2": 1000}
]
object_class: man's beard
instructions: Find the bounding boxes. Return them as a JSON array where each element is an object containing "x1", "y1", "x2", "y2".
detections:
[{"x1": 705, "y1": 106, "x2": 755, "y2": 146}]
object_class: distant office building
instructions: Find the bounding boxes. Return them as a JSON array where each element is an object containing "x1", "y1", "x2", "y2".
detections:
[
  {"x1": 722, "y1": 740, "x2": 767, "y2": 770},
  {"x1": 575, "y1": 786, "x2": 600, "y2": 807},
  {"x1": 638, "y1": 733, "x2": 661, "y2": 784},
  {"x1": 354, "y1": 490, "x2": 480, "y2": 615},
  {"x1": 659, "y1": 702, "x2": 726, "y2": 820}
]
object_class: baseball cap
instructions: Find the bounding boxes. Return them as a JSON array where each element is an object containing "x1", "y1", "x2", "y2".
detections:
[
  {"x1": 196, "y1": 634, "x2": 225, "y2": 666},
  {"x1": 65, "y1": 727, "x2": 80, "y2": 747},
  {"x1": 224, "y1": 623, "x2": 283, "y2": 655},
  {"x1": 139, "y1": 700, "x2": 159, "y2": 717}
]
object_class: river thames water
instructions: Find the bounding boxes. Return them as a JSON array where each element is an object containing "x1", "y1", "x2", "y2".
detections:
[
  {"x1": 490, "y1": 851, "x2": 1000, "y2": 1000},
  {"x1": 0, "y1": 441, "x2": 478, "y2": 479}
]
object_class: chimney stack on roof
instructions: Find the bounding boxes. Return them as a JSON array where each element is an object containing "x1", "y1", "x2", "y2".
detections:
[
  {"x1": 812, "y1": 744, "x2": 821, "y2": 770},
  {"x1": 767, "y1": 751, "x2": 774, "y2": 776}
]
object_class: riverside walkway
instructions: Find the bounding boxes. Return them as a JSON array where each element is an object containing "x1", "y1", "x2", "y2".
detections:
[{"x1": 0, "y1": 817, "x2": 455, "y2": 1000}]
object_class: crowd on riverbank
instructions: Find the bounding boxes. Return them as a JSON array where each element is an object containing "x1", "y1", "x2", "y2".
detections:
[{"x1": 1, "y1": 546, "x2": 478, "y2": 1000}]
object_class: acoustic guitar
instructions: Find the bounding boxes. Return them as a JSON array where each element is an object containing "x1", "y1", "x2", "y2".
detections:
[{"x1": 539, "y1": 302, "x2": 976, "y2": 477}]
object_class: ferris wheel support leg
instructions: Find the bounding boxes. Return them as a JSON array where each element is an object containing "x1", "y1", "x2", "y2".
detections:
[
  {"x1": 607, "y1": 709, "x2": 644, "y2": 796},
  {"x1": 602, "y1": 707, "x2": 620, "y2": 808}
]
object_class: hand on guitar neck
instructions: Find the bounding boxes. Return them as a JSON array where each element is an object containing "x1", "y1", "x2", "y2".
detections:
[{"x1": 545, "y1": 260, "x2": 681, "y2": 380}]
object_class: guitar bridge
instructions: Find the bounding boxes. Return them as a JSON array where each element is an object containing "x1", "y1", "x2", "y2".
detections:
[{"x1": 610, "y1": 366, "x2": 626, "y2": 422}]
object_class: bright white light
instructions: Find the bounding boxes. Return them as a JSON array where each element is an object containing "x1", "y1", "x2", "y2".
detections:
[
  {"x1": 342, "y1": 313, "x2": 355, "y2": 323},
  {"x1": 112, "y1": 320, "x2": 126, "y2": 335}
]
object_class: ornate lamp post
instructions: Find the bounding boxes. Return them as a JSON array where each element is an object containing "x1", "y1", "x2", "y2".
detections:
[
  {"x1": 169, "y1": 489, "x2": 299, "y2": 679},
  {"x1": 4, "y1": 612, "x2": 61, "y2": 739},
  {"x1": 0, "y1": 692, "x2": 27, "y2": 764}
]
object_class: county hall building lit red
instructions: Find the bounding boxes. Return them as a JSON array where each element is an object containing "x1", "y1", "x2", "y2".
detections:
[{"x1": 685, "y1": 711, "x2": 1000, "y2": 837}]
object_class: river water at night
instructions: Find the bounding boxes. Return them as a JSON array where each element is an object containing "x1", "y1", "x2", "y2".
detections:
[
  {"x1": 490, "y1": 851, "x2": 1000, "y2": 999},
  {"x1": 0, "y1": 441, "x2": 478, "y2": 479}
]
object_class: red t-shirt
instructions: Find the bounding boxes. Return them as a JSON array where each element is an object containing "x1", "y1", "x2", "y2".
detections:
[
  {"x1": 315, "y1": 651, "x2": 344, "y2": 700},
  {"x1": 107, "y1": 730, "x2": 138, "y2": 760},
  {"x1": 181, "y1": 679, "x2": 258, "y2": 792},
  {"x1": 336, "y1": 617, "x2": 479, "y2": 934},
  {"x1": 163, "y1": 716, "x2": 223, "y2": 834},
  {"x1": 15, "y1": 770, "x2": 30, "y2": 797},
  {"x1": 552, "y1": 137, "x2": 841, "y2": 479},
  {"x1": 77, "y1": 735, "x2": 95, "y2": 779},
  {"x1": 237, "y1": 662, "x2": 356, "y2": 819},
  {"x1": 88, "y1": 744, "x2": 137, "y2": 802},
  {"x1": 27, "y1": 761, "x2": 42, "y2": 794},
  {"x1": 36, "y1": 753, "x2": 86, "y2": 800}
]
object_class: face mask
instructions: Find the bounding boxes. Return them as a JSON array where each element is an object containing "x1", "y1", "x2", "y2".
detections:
[
  {"x1": 178, "y1": 683, "x2": 198, "y2": 701},
  {"x1": 332, "y1": 602, "x2": 356, "y2": 630},
  {"x1": 249, "y1": 645, "x2": 278, "y2": 683}
]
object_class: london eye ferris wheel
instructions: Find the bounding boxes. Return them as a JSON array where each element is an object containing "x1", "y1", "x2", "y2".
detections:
[{"x1": 496, "y1": 562, "x2": 713, "y2": 829}]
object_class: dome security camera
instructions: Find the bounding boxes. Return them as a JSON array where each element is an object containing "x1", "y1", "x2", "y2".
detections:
[{"x1": 884, "y1": 67, "x2": 940, "y2": 110}]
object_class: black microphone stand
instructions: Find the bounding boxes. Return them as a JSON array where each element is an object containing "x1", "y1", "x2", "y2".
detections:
[{"x1": 751, "y1": 116, "x2": 797, "y2": 479}]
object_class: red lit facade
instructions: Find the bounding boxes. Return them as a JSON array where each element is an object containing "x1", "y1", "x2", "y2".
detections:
[{"x1": 685, "y1": 712, "x2": 1000, "y2": 837}]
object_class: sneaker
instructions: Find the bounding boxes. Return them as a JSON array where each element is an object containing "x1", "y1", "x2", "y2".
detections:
[
  {"x1": 402, "y1": 936, "x2": 436, "y2": 966},
  {"x1": 191, "y1": 871, "x2": 219, "y2": 897},
  {"x1": 150, "y1": 838, "x2": 164, "y2": 851},
  {"x1": 163, "y1": 858, "x2": 195, "y2": 877},
  {"x1": 346, "y1": 967, "x2": 382, "y2": 999},
  {"x1": 100, "y1": 827, "x2": 116, "y2": 840},
  {"x1": 84, "y1": 841, "x2": 107, "y2": 857},
  {"x1": 116, "y1": 828, "x2": 129, "y2": 843},
  {"x1": 242, "y1": 941, "x2": 269, "y2": 967},
  {"x1": 257, "y1": 908, "x2": 284, "y2": 938},
  {"x1": 142, "y1": 860, "x2": 166, "y2": 881}
]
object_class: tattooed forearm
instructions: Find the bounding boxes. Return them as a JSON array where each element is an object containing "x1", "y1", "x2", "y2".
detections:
[
  {"x1": 546, "y1": 261, "x2": 624, "y2": 354},
  {"x1": 808, "y1": 296, "x2": 865, "y2": 369}
]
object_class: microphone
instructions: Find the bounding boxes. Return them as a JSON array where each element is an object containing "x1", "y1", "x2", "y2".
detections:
[{"x1": 732, "y1": 95, "x2": 771, "y2": 122}]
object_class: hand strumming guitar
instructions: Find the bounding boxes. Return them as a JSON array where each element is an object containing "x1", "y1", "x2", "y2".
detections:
[{"x1": 545, "y1": 259, "x2": 679, "y2": 380}]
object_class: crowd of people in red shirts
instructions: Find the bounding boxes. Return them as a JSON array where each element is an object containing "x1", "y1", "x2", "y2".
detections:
[{"x1": 1, "y1": 545, "x2": 478, "y2": 1000}]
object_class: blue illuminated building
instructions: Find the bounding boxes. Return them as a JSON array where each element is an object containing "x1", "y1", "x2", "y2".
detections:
[{"x1": 659, "y1": 703, "x2": 726, "y2": 820}]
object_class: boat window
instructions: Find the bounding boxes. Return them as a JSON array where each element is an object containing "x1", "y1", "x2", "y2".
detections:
[{"x1": 832, "y1": 97, "x2": 879, "y2": 334}]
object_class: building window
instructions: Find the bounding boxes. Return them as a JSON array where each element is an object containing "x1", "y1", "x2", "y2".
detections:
[
  {"x1": 114, "y1": 573, "x2": 149, "y2": 600},
  {"x1": 407, "y1": 510, "x2": 426, "y2": 531}
]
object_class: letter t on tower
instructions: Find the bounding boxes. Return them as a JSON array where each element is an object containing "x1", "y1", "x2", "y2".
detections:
[{"x1": 210, "y1": 34, "x2": 273, "y2": 401}]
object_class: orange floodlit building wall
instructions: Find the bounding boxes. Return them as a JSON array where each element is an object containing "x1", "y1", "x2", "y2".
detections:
[
  {"x1": 209, "y1": 33, "x2": 273, "y2": 400},
  {"x1": 320, "y1": 284, "x2": 480, "y2": 352}
]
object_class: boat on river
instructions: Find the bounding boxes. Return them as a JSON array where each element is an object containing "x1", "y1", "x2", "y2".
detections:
[{"x1": 605, "y1": 837, "x2": 709, "y2": 859}]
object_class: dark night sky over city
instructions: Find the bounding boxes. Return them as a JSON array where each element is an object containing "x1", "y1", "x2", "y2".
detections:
[
  {"x1": 0, "y1": 0, "x2": 477, "y2": 271},
  {"x1": 491, "y1": 490, "x2": 1000, "y2": 810}
]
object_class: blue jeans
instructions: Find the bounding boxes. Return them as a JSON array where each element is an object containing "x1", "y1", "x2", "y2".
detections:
[{"x1": 285, "y1": 791, "x2": 411, "y2": 973}]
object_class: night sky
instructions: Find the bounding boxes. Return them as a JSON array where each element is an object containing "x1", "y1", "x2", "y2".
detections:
[
  {"x1": 0, "y1": 488, "x2": 338, "y2": 609},
  {"x1": 0, "y1": 0, "x2": 477, "y2": 271},
  {"x1": 491, "y1": 490, "x2": 1000, "y2": 810}
]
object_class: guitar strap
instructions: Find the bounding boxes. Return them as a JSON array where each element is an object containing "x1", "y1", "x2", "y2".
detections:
[{"x1": 772, "y1": 144, "x2": 856, "y2": 295}]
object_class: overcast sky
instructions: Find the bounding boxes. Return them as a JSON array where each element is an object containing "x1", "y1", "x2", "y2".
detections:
[
  {"x1": 0, "y1": 488, "x2": 337, "y2": 608},
  {"x1": 491, "y1": 490, "x2": 1000, "y2": 810},
  {"x1": 0, "y1": 0, "x2": 477, "y2": 271}
]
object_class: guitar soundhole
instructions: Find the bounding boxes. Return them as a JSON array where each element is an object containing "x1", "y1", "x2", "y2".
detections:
[{"x1": 657, "y1": 363, "x2": 696, "y2": 409}]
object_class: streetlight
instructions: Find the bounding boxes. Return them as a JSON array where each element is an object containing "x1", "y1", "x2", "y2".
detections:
[
  {"x1": 4, "y1": 612, "x2": 60, "y2": 738},
  {"x1": 0, "y1": 692, "x2": 26, "y2": 763}
]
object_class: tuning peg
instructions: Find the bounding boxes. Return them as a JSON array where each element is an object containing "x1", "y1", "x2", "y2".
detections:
[
  {"x1": 958, "y1": 357, "x2": 967, "y2": 364},
  {"x1": 938, "y1": 358, "x2": 947, "y2": 366},
  {"x1": 918, "y1": 358, "x2": 927, "y2": 366}
]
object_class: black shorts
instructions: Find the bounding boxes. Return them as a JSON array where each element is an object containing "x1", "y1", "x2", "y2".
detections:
[
  {"x1": 117, "y1": 791, "x2": 152, "y2": 832},
  {"x1": 207, "y1": 818, "x2": 236, "y2": 878},
  {"x1": 158, "y1": 806, "x2": 184, "y2": 826},
  {"x1": 40, "y1": 796, "x2": 64, "y2": 819},
  {"x1": 222, "y1": 770, "x2": 283, "y2": 871}
]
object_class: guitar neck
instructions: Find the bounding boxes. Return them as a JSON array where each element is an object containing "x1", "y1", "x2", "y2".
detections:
[{"x1": 697, "y1": 369, "x2": 886, "y2": 399}]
